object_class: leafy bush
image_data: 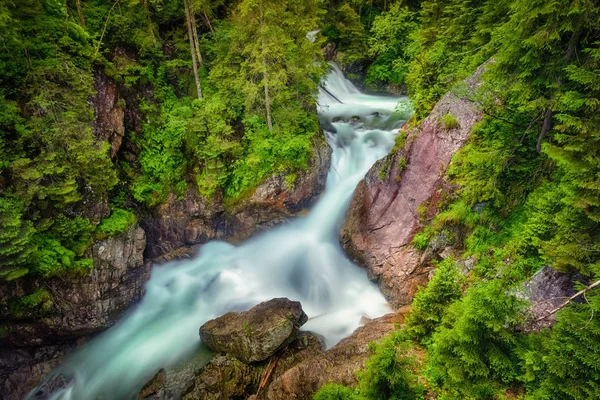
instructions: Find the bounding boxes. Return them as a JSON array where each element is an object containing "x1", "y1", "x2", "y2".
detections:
[
  {"x1": 412, "y1": 233, "x2": 429, "y2": 251},
  {"x1": 358, "y1": 332, "x2": 425, "y2": 400},
  {"x1": 426, "y1": 280, "x2": 526, "y2": 397},
  {"x1": 8, "y1": 289, "x2": 52, "y2": 319},
  {"x1": 441, "y1": 114, "x2": 459, "y2": 130},
  {"x1": 526, "y1": 292, "x2": 600, "y2": 400},
  {"x1": 96, "y1": 209, "x2": 137, "y2": 238},
  {"x1": 314, "y1": 384, "x2": 360, "y2": 400},
  {"x1": 405, "y1": 258, "x2": 463, "y2": 341}
]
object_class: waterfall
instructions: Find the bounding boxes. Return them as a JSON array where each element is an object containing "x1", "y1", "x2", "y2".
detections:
[{"x1": 27, "y1": 65, "x2": 410, "y2": 400}]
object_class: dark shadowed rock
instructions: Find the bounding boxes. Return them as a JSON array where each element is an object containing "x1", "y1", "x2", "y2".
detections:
[
  {"x1": 341, "y1": 66, "x2": 486, "y2": 308},
  {"x1": 92, "y1": 72, "x2": 125, "y2": 158},
  {"x1": 180, "y1": 332, "x2": 325, "y2": 400},
  {"x1": 518, "y1": 266, "x2": 582, "y2": 333},
  {"x1": 200, "y1": 298, "x2": 309, "y2": 363},
  {"x1": 0, "y1": 342, "x2": 79, "y2": 400},
  {"x1": 0, "y1": 225, "x2": 147, "y2": 346}
]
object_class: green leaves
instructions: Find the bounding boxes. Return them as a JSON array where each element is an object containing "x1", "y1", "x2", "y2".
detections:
[{"x1": 367, "y1": 5, "x2": 418, "y2": 86}]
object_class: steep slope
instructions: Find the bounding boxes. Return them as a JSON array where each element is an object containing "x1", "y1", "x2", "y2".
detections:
[{"x1": 341, "y1": 66, "x2": 485, "y2": 307}]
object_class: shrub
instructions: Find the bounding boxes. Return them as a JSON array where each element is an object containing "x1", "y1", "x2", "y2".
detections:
[
  {"x1": 96, "y1": 208, "x2": 137, "y2": 238},
  {"x1": 405, "y1": 258, "x2": 463, "y2": 341},
  {"x1": 412, "y1": 232, "x2": 429, "y2": 251},
  {"x1": 426, "y1": 279, "x2": 526, "y2": 397},
  {"x1": 358, "y1": 332, "x2": 426, "y2": 400},
  {"x1": 441, "y1": 114, "x2": 460, "y2": 130},
  {"x1": 314, "y1": 384, "x2": 360, "y2": 400}
]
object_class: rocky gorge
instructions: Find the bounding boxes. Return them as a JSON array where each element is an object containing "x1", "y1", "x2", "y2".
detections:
[{"x1": 1, "y1": 65, "x2": 581, "y2": 400}]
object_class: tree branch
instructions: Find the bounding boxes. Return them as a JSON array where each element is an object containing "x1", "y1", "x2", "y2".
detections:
[{"x1": 536, "y1": 279, "x2": 600, "y2": 322}]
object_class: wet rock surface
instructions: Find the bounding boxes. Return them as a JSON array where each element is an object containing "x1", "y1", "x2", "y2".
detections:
[
  {"x1": 200, "y1": 298, "x2": 309, "y2": 363},
  {"x1": 341, "y1": 68, "x2": 485, "y2": 308},
  {"x1": 139, "y1": 313, "x2": 397, "y2": 400},
  {"x1": 518, "y1": 266, "x2": 582, "y2": 333},
  {"x1": 0, "y1": 225, "x2": 147, "y2": 400}
]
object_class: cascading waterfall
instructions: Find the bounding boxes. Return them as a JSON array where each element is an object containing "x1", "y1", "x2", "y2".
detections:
[{"x1": 27, "y1": 65, "x2": 410, "y2": 400}]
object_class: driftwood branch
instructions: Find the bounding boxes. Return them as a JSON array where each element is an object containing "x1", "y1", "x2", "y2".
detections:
[{"x1": 536, "y1": 279, "x2": 600, "y2": 322}]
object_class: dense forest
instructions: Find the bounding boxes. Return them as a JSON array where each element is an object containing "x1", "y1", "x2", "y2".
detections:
[{"x1": 1, "y1": 0, "x2": 600, "y2": 399}]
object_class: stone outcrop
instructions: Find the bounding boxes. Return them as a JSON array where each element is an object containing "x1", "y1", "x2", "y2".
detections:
[
  {"x1": 143, "y1": 140, "x2": 331, "y2": 259},
  {"x1": 93, "y1": 72, "x2": 125, "y2": 158},
  {"x1": 341, "y1": 67, "x2": 485, "y2": 308},
  {"x1": 178, "y1": 332, "x2": 324, "y2": 400},
  {"x1": 143, "y1": 314, "x2": 400, "y2": 400},
  {"x1": 200, "y1": 298, "x2": 308, "y2": 363},
  {"x1": 518, "y1": 266, "x2": 582, "y2": 333},
  {"x1": 141, "y1": 186, "x2": 228, "y2": 259},
  {"x1": 0, "y1": 225, "x2": 147, "y2": 400},
  {"x1": 265, "y1": 313, "x2": 400, "y2": 400}
]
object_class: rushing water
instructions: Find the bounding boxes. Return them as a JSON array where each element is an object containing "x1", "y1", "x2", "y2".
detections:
[{"x1": 27, "y1": 65, "x2": 409, "y2": 400}]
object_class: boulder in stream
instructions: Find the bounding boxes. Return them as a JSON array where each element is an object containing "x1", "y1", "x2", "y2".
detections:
[{"x1": 200, "y1": 298, "x2": 308, "y2": 363}]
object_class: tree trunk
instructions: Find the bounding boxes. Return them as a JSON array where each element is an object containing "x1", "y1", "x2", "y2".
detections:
[
  {"x1": 184, "y1": 0, "x2": 202, "y2": 100},
  {"x1": 536, "y1": 107, "x2": 553, "y2": 153},
  {"x1": 190, "y1": 10, "x2": 203, "y2": 65},
  {"x1": 203, "y1": 11, "x2": 215, "y2": 34},
  {"x1": 75, "y1": 0, "x2": 86, "y2": 28}
]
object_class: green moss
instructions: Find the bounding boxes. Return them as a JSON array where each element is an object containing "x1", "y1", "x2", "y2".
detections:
[
  {"x1": 96, "y1": 208, "x2": 137, "y2": 239},
  {"x1": 392, "y1": 132, "x2": 408, "y2": 152},
  {"x1": 412, "y1": 232, "x2": 430, "y2": 251},
  {"x1": 378, "y1": 156, "x2": 393, "y2": 181},
  {"x1": 8, "y1": 289, "x2": 53, "y2": 319},
  {"x1": 441, "y1": 113, "x2": 460, "y2": 130},
  {"x1": 285, "y1": 173, "x2": 297, "y2": 189}
]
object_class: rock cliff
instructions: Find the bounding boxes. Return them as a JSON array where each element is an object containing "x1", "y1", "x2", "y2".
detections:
[{"x1": 341, "y1": 67, "x2": 485, "y2": 308}]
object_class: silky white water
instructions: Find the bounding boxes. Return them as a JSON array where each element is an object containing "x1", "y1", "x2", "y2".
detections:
[{"x1": 27, "y1": 65, "x2": 409, "y2": 400}]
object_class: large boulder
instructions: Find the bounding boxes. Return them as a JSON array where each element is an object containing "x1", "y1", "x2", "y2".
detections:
[
  {"x1": 341, "y1": 65, "x2": 486, "y2": 308},
  {"x1": 181, "y1": 332, "x2": 325, "y2": 400},
  {"x1": 200, "y1": 298, "x2": 309, "y2": 363}
]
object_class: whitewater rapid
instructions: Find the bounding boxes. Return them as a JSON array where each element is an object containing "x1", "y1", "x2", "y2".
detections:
[{"x1": 27, "y1": 65, "x2": 409, "y2": 400}]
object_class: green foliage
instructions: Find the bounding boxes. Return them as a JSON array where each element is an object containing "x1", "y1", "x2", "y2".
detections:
[
  {"x1": 8, "y1": 289, "x2": 52, "y2": 319},
  {"x1": 313, "y1": 332, "x2": 425, "y2": 400},
  {"x1": 527, "y1": 292, "x2": 600, "y2": 400},
  {"x1": 411, "y1": 232, "x2": 429, "y2": 251},
  {"x1": 405, "y1": 258, "x2": 463, "y2": 341},
  {"x1": 358, "y1": 332, "x2": 425, "y2": 400},
  {"x1": 96, "y1": 208, "x2": 137, "y2": 238},
  {"x1": 323, "y1": 3, "x2": 368, "y2": 65},
  {"x1": 426, "y1": 280, "x2": 527, "y2": 398},
  {"x1": 314, "y1": 384, "x2": 360, "y2": 400},
  {"x1": 0, "y1": 195, "x2": 36, "y2": 280},
  {"x1": 441, "y1": 114, "x2": 459, "y2": 130},
  {"x1": 366, "y1": 5, "x2": 418, "y2": 86}
]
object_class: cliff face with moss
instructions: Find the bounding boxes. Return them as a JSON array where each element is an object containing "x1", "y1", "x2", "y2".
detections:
[{"x1": 342, "y1": 66, "x2": 484, "y2": 307}]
